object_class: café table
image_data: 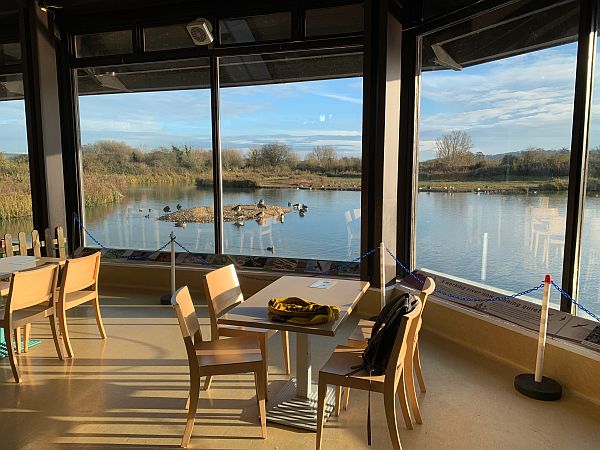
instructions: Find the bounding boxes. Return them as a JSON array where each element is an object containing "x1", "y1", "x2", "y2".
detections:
[{"x1": 219, "y1": 275, "x2": 369, "y2": 431}]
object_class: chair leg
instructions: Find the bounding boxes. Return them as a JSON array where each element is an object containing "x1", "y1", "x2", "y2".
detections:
[
  {"x1": 343, "y1": 387, "x2": 350, "y2": 410},
  {"x1": 281, "y1": 331, "x2": 291, "y2": 376},
  {"x1": 203, "y1": 376, "x2": 212, "y2": 391},
  {"x1": 255, "y1": 370, "x2": 267, "y2": 438},
  {"x1": 5, "y1": 326, "x2": 20, "y2": 383},
  {"x1": 384, "y1": 384, "x2": 403, "y2": 450},
  {"x1": 23, "y1": 324, "x2": 31, "y2": 353},
  {"x1": 405, "y1": 349, "x2": 422, "y2": 425},
  {"x1": 334, "y1": 386, "x2": 342, "y2": 416},
  {"x1": 49, "y1": 316, "x2": 63, "y2": 360},
  {"x1": 414, "y1": 345, "x2": 426, "y2": 393},
  {"x1": 92, "y1": 296, "x2": 107, "y2": 339},
  {"x1": 259, "y1": 335, "x2": 269, "y2": 401},
  {"x1": 181, "y1": 376, "x2": 200, "y2": 448},
  {"x1": 14, "y1": 328, "x2": 21, "y2": 354},
  {"x1": 397, "y1": 372, "x2": 413, "y2": 430},
  {"x1": 59, "y1": 307, "x2": 74, "y2": 358},
  {"x1": 316, "y1": 382, "x2": 327, "y2": 450}
]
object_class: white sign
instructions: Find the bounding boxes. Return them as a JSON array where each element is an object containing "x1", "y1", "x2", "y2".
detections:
[{"x1": 309, "y1": 280, "x2": 336, "y2": 289}]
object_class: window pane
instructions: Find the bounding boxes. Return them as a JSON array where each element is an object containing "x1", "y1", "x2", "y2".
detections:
[
  {"x1": 220, "y1": 13, "x2": 291, "y2": 45},
  {"x1": 0, "y1": 42, "x2": 21, "y2": 65},
  {"x1": 76, "y1": 58, "x2": 215, "y2": 253},
  {"x1": 416, "y1": 0, "x2": 578, "y2": 308},
  {"x1": 578, "y1": 34, "x2": 600, "y2": 320},
  {"x1": 144, "y1": 24, "x2": 198, "y2": 51},
  {"x1": 75, "y1": 30, "x2": 133, "y2": 58},
  {"x1": 0, "y1": 73, "x2": 33, "y2": 237},
  {"x1": 219, "y1": 49, "x2": 363, "y2": 262},
  {"x1": 305, "y1": 4, "x2": 364, "y2": 37}
]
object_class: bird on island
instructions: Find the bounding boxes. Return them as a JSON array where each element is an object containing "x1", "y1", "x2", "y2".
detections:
[
  {"x1": 279, "y1": 213, "x2": 285, "y2": 223},
  {"x1": 163, "y1": 206, "x2": 171, "y2": 213},
  {"x1": 175, "y1": 221, "x2": 186, "y2": 228},
  {"x1": 266, "y1": 246, "x2": 275, "y2": 253},
  {"x1": 232, "y1": 204, "x2": 242, "y2": 213},
  {"x1": 257, "y1": 199, "x2": 267, "y2": 209},
  {"x1": 176, "y1": 203, "x2": 183, "y2": 211},
  {"x1": 233, "y1": 219, "x2": 244, "y2": 227}
]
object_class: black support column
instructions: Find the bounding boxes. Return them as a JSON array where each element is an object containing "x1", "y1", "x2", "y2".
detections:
[{"x1": 361, "y1": 0, "x2": 402, "y2": 299}]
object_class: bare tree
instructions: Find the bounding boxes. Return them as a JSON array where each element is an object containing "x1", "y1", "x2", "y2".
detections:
[
  {"x1": 435, "y1": 130, "x2": 474, "y2": 165},
  {"x1": 306, "y1": 146, "x2": 337, "y2": 171}
]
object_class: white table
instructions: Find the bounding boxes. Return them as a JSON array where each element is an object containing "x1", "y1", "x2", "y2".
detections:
[
  {"x1": 0, "y1": 255, "x2": 65, "y2": 279},
  {"x1": 219, "y1": 276, "x2": 369, "y2": 430}
]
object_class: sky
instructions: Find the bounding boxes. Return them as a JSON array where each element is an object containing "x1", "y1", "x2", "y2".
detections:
[{"x1": 1, "y1": 41, "x2": 597, "y2": 160}]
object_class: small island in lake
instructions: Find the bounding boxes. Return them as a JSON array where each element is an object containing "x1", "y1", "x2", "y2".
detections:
[{"x1": 159, "y1": 204, "x2": 291, "y2": 224}]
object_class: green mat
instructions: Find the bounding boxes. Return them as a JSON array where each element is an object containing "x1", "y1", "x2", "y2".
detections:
[{"x1": 0, "y1": 340, "x2": 41, "y2": 358}]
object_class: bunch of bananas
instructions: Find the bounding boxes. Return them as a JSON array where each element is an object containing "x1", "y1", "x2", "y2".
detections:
[{"x1": 268, "y1": 297, "x2": 340, "y2": 325}]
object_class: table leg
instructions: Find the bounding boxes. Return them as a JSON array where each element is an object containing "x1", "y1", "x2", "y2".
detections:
[{"x1": 296, "y1": 333, "x2": 312, "y2": 398}]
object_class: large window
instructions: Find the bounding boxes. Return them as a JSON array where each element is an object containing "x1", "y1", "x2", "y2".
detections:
[
  {"x1": 219, "y1": 50, "x2": 363, "y2": 261},
  {"x1": 0, "y1": 71, "x2": 33, "y2": 237},
  {"x1": 416, "y1": 0, "x2": 578, "y2": 307},
  {"x1": 77, "y1": 58, "x2": 215, "y2": 253}
]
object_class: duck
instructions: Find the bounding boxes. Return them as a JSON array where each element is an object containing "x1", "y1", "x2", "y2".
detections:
[
  {"x1": 148, "y1": 208, "x2": 153, "y2": 212},
  {"x1": 287, "y1": 201, "x2": 292, "y2": 207},
  {"x1": 175, "y1": 221, "x2": 186, "y2": 228},
  {"x1": 144, "y1": 214, "x2": 150, "y2": 219},
  {"x1": 163, "y1": 206, "x2": 171, "y2": 213},
  {"x1": 233, "y1": 220, "x2": 244, "y2": 227},
  {"x1": 279, "y1": 213, "x2": 285, "y2": 223},
  {"x1": 232, "y1": 204, "x2": 242, "y2": 213},
  {"x1": 266, "y1": 246, "x2": 275, "y2": 253},
  {"x1": 292, "y1": 203, "x2": 300, "y2": 210},
  {"x1": 138, "y1": 208, "x2": 143, "y2": 213},
  {"x1": 176, "y1": 203, "x2": 183, "y2": 211},
  {"x1": 301, "y1": 204, "x2": 308, "y2": 210},
  {"x1": 299, "y1": 210, "x2": 305, "y2": 217}
]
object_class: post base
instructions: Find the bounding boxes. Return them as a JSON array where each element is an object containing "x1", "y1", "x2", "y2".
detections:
[
  {"x1": 160, "y1": 294, "x2": 171, "y2": 305},
  {"x1": 514, "y1": 374, "x2": 562, "y2": 401}
]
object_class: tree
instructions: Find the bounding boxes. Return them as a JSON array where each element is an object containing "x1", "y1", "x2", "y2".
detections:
[
  {"x1": 257, "y1": 142, "x2": 295, "y2": 168},
  {"x1": 435, "y1": 130, "x2": 474, "y2": 166},
  {"x1": 307, "y1": 146, "x2": 337, "y2": 171}
]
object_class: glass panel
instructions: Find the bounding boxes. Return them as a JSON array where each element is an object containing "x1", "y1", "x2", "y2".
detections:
[
  {"x1": 220, "y1": 13, "x2": 291, "y2": 45},
  {"x1": 416, "y1": 0, "x2": 578, "y2": 308},
  {"x1": 0, "y1": 42, "x2": 21, "y2": 65},
  {"x1": 305, "y1": 4, "x2": 364, "y2": 37},
  {"x1": 144, "y1": 24, "x2": 197, "y2": 51},
  {"x1": 75, "y1": 30, "x2": 133, "y2": 58},
  {"x1": 0, "y1": 73, "x2": 33, "y2": 238},
  {"x1": 578, "y1": 33, "x2": 600, "y2": 320},
  {"x1": 76, "y1": 58, "x2": 215, "y2": 253},
  {"x1": 219, "y1": 49, "x2": 363, "y2": 261}
]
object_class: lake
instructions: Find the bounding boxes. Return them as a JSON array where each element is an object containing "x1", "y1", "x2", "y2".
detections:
[{"x1": 2, "y1": 184, "x2": 599, "y2": 319}]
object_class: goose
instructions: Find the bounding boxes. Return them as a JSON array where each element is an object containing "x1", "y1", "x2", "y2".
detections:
[
  {"x1": 144, "y1": 214, "x2": 150, "y2": 219},
  {"x1": 231, "y1": 204, "x2": 242, "y2": 213},
  {"x1": 257, "y1": 199, "x2": 267, "y2": 209},
  {"x1": 138, "y1": 208, "x2": 143, "y2": 213},
  {"x1": 148, "y1": 208, "x2": 153, "y2": 212},
  {"x1": 287, "y1": 202, "x2": 292, "y2": 207},
  {"x1": 299, "y1": 210, "x2": 305, "y2": 217},
  {"x1": 233, "y1": 220, "x2": 244, "y2": 227},
  {"x1": 175, "y1": 221, "x2": 186, "y2": 228},
  {"x1": 301, "y1": 204, "x2": 308, "y2": 210},
  {"x1": 176, "y1": 203, "x2": 183, "y2": 211},
  {"x1": 163, "y1": 206, "x2": 171, "y2": 213},
  {"x1": 292, "y1": 203, "x2": 300, "y2": 210},
  {"x1": 266, "y1": 246, "x2": 275, "y2": 253},
  {"x1": 279, "y1": 213, "x2": 285, "y2": 223}
]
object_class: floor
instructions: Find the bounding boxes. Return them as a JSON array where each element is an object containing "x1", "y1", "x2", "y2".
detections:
[{"x1": 0, "y1": 288, "x2": 599, "y2": 450}]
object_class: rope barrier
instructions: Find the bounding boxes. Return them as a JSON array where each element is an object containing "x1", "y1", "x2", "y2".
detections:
[{"x1": 73, "y1": 215, "x2": 599, "y2": 322}]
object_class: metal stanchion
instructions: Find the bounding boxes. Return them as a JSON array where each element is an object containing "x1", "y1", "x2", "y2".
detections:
[
  {"x1": 160, "y1": 232, "x2": 176, "y2": 305},
  {"x1": 514, "y1": 274, "x2": 562, "y2": 401}
]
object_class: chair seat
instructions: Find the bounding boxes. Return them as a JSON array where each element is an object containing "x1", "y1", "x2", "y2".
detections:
[
  {"x1": 0, "y1": 303, "x2": 53, "y2": 327},
  {"x1": 347, "y1": 319, "x2": 374, "y2": 348},
  {"x1": 196, "y1": 335, "x2": 263, "y2": 370},
  {"x1": 64, "y1": 290, "x2": 96, "y2": 309},
  {"x1": 218, "y1": 324, "x2": 278, "y2": 339},
  {"x1": 319, "y1": 345, "x2": 385, "y2": 392}
]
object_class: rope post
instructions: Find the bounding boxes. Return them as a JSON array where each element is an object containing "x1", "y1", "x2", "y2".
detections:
[
  {"x1": 170, "y1": 232, "x2": 176, "y2": 296},
  {"x1": 379, "y1": 242, "x2": 385, "y2": 308},
  {"x1": 514, "y1": 274, "x2": 562, "y2": 401}
]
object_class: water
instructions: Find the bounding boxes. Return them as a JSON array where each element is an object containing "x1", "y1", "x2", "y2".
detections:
[{"x1": 3, "y1": 184, "x2": 599, "y2": 319}]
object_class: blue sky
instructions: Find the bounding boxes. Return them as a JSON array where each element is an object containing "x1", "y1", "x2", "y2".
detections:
[{"x1": 0, "y1": 41, "x2": 595, "y2": 160}]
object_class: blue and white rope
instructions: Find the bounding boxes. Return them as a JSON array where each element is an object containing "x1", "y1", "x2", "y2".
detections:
[{"x1": 550, "y1": 281, "x2": 600, "y2": 322}]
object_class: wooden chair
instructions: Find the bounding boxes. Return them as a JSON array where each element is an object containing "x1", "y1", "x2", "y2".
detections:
[
  {"x1": 171, "y1": 285, "x2": 267, "y2": 448},
  {"x1": 340, "y1": 277, "x2": 435, "y2": 427},
  {"x1": 0, "y1": 264, "x2": 63, "y2": 383},
  {"x1": 316, "y1": 299, "x2": 422, "y2": 450},
  {"x1": 56, "y1": 251, "x2": 105, "y2": 358},
  {"x1": 202, "y1": 264, "x2": 290, "y2": 396}
]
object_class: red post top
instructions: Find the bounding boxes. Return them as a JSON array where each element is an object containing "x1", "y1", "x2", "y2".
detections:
[{"x1": 545, "y1": 274, "x2": 552, "y2": 283}]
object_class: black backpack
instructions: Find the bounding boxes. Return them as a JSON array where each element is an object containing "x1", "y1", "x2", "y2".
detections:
[{"x1": 362, "y1": 292, "x2": 416, "y2": 376}]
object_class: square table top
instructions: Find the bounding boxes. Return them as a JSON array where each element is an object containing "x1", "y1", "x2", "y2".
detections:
[
  {"x1": 218, "y1": 276, "x2": 370, "y2": 337},
  {"x1": 0, "y1": 256, "x2": 66, "y2": 279}
]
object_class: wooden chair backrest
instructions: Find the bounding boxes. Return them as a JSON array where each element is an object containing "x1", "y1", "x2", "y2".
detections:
[
  {"x1": 413, "y1": 277, "x2": 435, "y2": 344},
  {"x1": 5, "y1": 264, "x2": 59, "y2": 316},
  {"x1": 60, "y1": 252, "x2": 101, "y2": 295},
  {"x1": 2, "y1": 228, "x2": 67, "y2": 258},
  {"x1": 171, "y1": 286, "x2": 202, "y2": 376},
  {"x1": 202, "y1": 264, "x2": 244, "y2": 339},
  {"x1": 385, "y1": 299, "x2": 422, "y2": 387}
]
